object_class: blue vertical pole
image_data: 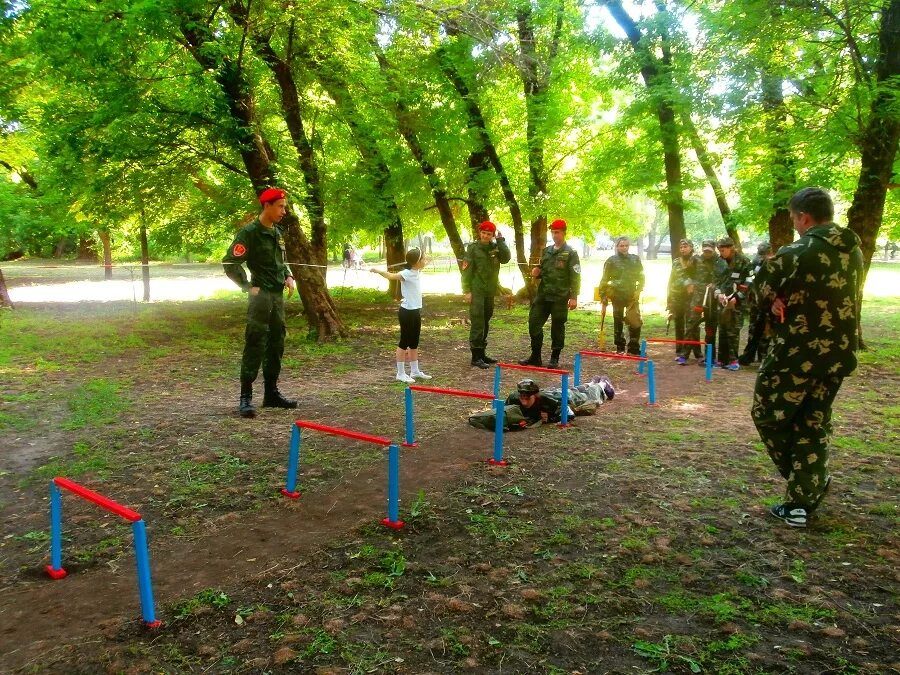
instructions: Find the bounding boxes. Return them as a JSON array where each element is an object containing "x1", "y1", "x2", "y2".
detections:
[
  {"x1": 493, "y1": 365, "x2": 501, "y2": 399},
  {"x1": 573, "y1": 352, "x2": 582, "y2": 386},
  {"x1": 385, "y1": 444, "x2": 402, "y2": 526},
  {"x1": 131, "y1": 519, "x2": 159, "y2": 626},
  {"x1": 49, "y1": 481, "x2": 63, "y2": 572},
  {"x1": 403, "y1": 387, "x2": 416, "y2": 446},
  {"x1": 491, "y1": 399, "x2": 507, "y2": 465},
  {"x1": 638, "y1": 339, "x2": 647, "y2": 375},
  {"x1": 705, "y1": 343, "x2": 713, "y2": 381},
  {"x1": 560, "y1": 373, "x2": 570, "y2": 426},
  {"x1": 282, "y1": 424, "x2": 301, "y2": 497},
  {"x1": 648, "y1": 360, "x2": 657, "y2": 405}
]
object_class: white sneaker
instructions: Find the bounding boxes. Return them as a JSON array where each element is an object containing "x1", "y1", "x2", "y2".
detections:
[
  {"x1": 411, "y1": 371, "x2": 433, "y2": 380},
  {"x1": 395, "y1": 373, "x2": 415, "y2": 384}
]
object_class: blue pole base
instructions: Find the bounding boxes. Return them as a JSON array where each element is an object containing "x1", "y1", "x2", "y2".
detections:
[
  {"x1": 381, "y1": 517, "x2": 405, "y2": 530},
  {"x1": 488, "y1": 458, "x2": 509, "y2": 466},
  {"x1": 280, "y1": 488, "x2": 301, "y2": 499},
  {"x1": 401, "y1": 441, "x2": 419, "y2": 448},
  {"x1": 46, "y1": 565, "x2": 67, "y2": 580},
  {"x1": 556, "y1": 422, "x2": 573, "y2": 428}
]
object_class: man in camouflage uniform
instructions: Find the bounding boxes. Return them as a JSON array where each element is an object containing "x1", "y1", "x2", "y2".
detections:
[
  {"x1": 223, "y1": 188, "x2": 298, "y2": 418},
  {"x1": 687, "y1": 240, "x2": 720, "y2": 364},
  {"x1": 751, "y1": 187, "x2": 863, "y2": 528},
  {"x1": 738, "y1": 242, "x2": 774, "y2": 366},
  {"x1": 666, "y1": 239, "x2": 701, "y2": 364},
  {"x1": 462, "y1": 220, "x2": 511, "y2": 369},
  {"x1": 519, "y1": 219, "x2": 581, "y2": 368},
  {"x1": 598, "y1": 236, "x2": 644, "y2": 355},
  {"x1": 713, "y1": 236, "x2": 753, "y2": 370}
]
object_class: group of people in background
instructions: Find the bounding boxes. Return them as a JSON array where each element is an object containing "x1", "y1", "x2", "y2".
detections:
[{"x1": 223, "y1": 187, "x2": 863, "y2": 531}]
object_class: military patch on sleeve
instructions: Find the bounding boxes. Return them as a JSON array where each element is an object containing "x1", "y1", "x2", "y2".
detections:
[
  {"x1": 573, "y1": 264, "x2": 581, "y2": 274},
  {"x1": 232, "y1": 243, "x2": 247, "y2": 257}
]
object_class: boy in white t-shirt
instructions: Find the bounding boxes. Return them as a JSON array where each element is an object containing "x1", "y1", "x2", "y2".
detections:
[{"x1": 370, "y1": 249, "x2": 432, "y2": 383}]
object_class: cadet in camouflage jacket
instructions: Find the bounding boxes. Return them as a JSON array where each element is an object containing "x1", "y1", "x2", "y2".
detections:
[
  {"x1": 713, "y1": 237, "x2": 753, "y2": 368},
  {"x1": 598, "y1": 236, "x2": 645, "y2": 355},
  {"x1": 687, "y1": 240, "x2": 720, "y2": 363},
  {"x1": 666, "y1": 239, "x2": 702, "y2": 360},
  {"x1": 462, "y1": 221, "x2": 511, "y2": 368},
  {"x1": 751, "y1": 188, "x2": 863, "y2": 528}
]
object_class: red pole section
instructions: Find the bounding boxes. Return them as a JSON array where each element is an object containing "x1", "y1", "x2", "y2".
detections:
[
  {"x1": 294, "y1": 420, "x2": 391, "y2": 446},
  {"x1": 579, "y1": 350, "x2": 648, "y2": 362},
  {"x1": 496, "y1": 362, "x2": 570, "y2": 375},
  {"x1": 645, "y1": 338, "x2": 704, "y2": 345},
  {"x1": 53, "y1": 477, "x2": 142, "y2": 522},
  {"x1": 409, "y1": 385, "x2": 495, "y2": 401}
]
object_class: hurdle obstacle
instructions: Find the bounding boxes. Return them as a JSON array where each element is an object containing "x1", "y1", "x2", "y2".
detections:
[
  {"x1": 46, "y1": 477, "x2": 161, "y2": 627},
  {"x1": 493, "y1": 363, "x2": 572, "y2": 428},
  {"x1": 282, "y1": 421, "x2": 404, "y2": 529},
  {"x1": 404, "y1": 385, "x2": 508, "y2": 466},
  {"x1": 573, "y1": 351, "x2": 657, "y2": 406},
  {"x1": 639, "y1": 338, "x2": 713, "y2": 382}
]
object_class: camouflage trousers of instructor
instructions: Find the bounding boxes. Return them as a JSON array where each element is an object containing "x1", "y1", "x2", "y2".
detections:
[
  {"x1": 527, "y1": 297, "x2": 569, "y2": 353},
  {"x1": 468, "y1": 294, "x2": 495, "y2": 350},
  {"x1": 751, "y1": 369, "x2": 841, "y2": 511},
  {"x1": 241, "y1": 289, "x2": 286, "y2": 385}
]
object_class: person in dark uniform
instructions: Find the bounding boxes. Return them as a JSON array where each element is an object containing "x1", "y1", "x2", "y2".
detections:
[
  {"x1": 462, "y1": 220, "x2": 511, "y2": 369},
  {"x1": 597, "y1": 236, "x2": 644, "y2": 355},
  {"x1": 222, "y1": 188, "x2": 298, "y2": 418},
  {"x1": 505, "y1": 378, "x2": 562, "y2": 424},
  {"x1": 738, "y1": 241, "x2": 774, "y2": 366},
  {"x1": 688, "y1": 239, "x2": 720, "y2": 365},
  {"x1": 519, "y1": 219, "x2": 581, "y2": 368},
  {"x1": 713, "y1": 236, "x2": 753, "y2": 370},
  {"x1": 752, "y1": 187, "x2": 863, "y2": 528},
  {"x1": 666, "y1": 239, "x2": 701, "y2": 364}
]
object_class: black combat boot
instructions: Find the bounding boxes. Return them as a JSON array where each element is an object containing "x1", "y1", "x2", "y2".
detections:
[
  {"x1": 481, "y1": 350, "x2": 498, "y2": 364},
  {"x1": 239, "y1": 382, "x2": 256, "y2": 418},
  {"x1": 547, "y1": 349, "x2": 561, "y2": 369},
  {"x1": 471, "y1": 349, "x2": 490, "y2": 370},
  {"x1": 518, "y1": 352, "x2": 542, "y2": 367},
  {"x1": 263, "y1": 385, "x2": 298, "y2": 408}
]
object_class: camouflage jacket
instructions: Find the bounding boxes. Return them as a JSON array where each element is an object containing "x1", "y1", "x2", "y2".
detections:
[
  {"x1": 667, "y1": 255, "x2": 700, "y2": 310},
  {"x1": 461, "y1": 238, "x2": 511, "y2": 296},
  {"x1": 536, "y1": 243, "x2": 581, "y2": 301},
  {"x1": 690, "y1": 254, "x2": 720, "y2": 307},
  {"x1": 714, "y1": 252, "x2": 753, "y2": 305},
  {"x1": 756, "y1": 223, "x2": 863, "y2": 378},
  {"x1": 599, "y1": 253, "x2": 644, "y2": 300},
  {"x1": 222, "y1": 219, "x2": 291, "y2": 292}
]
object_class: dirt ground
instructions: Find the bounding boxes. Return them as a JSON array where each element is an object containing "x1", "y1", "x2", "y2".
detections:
[{"x1": 0, "y1": 293, "x2": 897, "y2": 674}]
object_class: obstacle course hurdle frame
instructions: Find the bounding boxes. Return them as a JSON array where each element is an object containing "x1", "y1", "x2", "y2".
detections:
[
  {"x1": 46, "y1": 477, "x2": 160, "y2": 627},
  {"x1": 282, "y1": 421, "x2": 404, "y2": 529},
  {"x1": 639, "y1": 338, "x2": 713, "y2": 382},
  {"x1": 574, "y1": 351, "x2": 657, "y2": 405},
  {"x1": 493, "y1": 363, "x2": 573, "y2": 428},
  {"x1": 404, "y1": 385, "x2": 509, "y2": 466}
]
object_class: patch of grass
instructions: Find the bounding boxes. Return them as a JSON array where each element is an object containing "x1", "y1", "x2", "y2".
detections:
[
  {"x1": 750, "y1": 601, "x2": 835, "y2": 625},
  {"x1": 29, "y1": 440, "x2": 115, "y2": 484},
  {"x1": 171, "y1": 589, "x2": 230, "y2": 619},
  {"x1": 633, "y1": 635, "x2": 702, "y2": 673},
  {"x1": 63, "y1": 380, "x2": 128, "y2": 430}
]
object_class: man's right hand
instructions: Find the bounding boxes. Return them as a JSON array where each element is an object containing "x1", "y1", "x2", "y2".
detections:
[
  {"x1": 250, "y1": 286, "x2": 260, "y2": 296},
  {"x1": 464, "y1": 292, "x2": 472, "y2": 303},
  {"x1": 530, "y1": 267, "x2": 541, "y2": 279}
]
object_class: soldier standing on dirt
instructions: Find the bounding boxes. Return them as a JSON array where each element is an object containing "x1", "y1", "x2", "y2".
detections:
[
  {"x1": 222, "y1": 188, "x2": 298, "y2": 418},
  {"x1": 597, "y1": 236, "x2": 644, "y2": 355},
  {"x1": 738, "y1": 242, "x2": 775, "y2": 366},
  {"x1": 462, "y1": 220, "x2": 511, "y2": 369},
  {"x1": 519, "y1": 219, "x2": 581, "y2": 369},
  {"x1": 687, "y1": 240, "x2": 720, "y2": 365},
  {"x1": 713, "y1": 236, "x2": 753, "y2": 370},
  {"x1": 751, "y1": 187, "x2": 863, "y2": 528},
  {"x1": 666, "y1": 239, "x2": 702, "y2": 365}
]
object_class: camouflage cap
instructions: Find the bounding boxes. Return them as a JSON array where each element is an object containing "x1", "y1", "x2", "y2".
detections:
[
  {"x1": 717, "y1": 236, "x2": 735, "y2": 248},
  {"x1": 701, "y1": 239, "x2": 716, "y2": 251}
]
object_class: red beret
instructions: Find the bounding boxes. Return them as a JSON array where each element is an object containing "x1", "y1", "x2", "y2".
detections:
[
  {"x1": 259, "y1": 188, "x2": 286, "y2": 204},
  {"x1": 550, "y1": 219, "x2": 567, "y2": 231},
  {"x1": 478, "y1": 220, "x2": 496, "y2": 233}
]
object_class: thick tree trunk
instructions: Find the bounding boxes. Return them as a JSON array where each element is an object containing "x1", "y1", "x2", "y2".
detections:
[
  {"x1": 847, "y1": 0, "x2": 900, "y2": 276},
  {"x1": 605, "y1": 2, "x2": 686, "y2": 255},
  {"x1": 0, "y1": 269, "x2": 13, "y2": 308},
  {"x1": 98, "y1": 230, "x2": 113, "y2": 280},
  {"x1": 76, "y1": 236, "x2": 98, "y2": 262},
  {"x1": 139, "y1": 217, "x2": 150, "y2": 303},
  {"x1": 180, "y1": 15, "x2": 345, "y2": 340},
  {"x1": 465, "y1": 150, "x2": 493, "y2": 232},
  {"x1": 762, "y1": 73, "x2": 796, "y2": 253}
]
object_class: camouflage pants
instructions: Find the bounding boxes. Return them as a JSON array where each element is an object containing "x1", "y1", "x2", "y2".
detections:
[
  {"x1": 469, "y1": 293, "x2": 495, "y2": 349},
  {"x1": 716, "y1": 306, "x2": 744, "y2": 364},
  {"x1": 687, "y1": 305, "x2": 716, "y2": 362},
  {"x1": 611, "y1": 295, "x2": 641, "y2": 354},
  {"x1": 241, "y1": 289, "x2": 286, "y2": 386},
  {"x1": 752, "y1": 369, "x2": 843, "y2": 510},
  {"x1": 671, "y1": 298, "x2": 702, "y2": 358},
  {"x1": 528, "y1": 296, "x2": 569, "y2": 353}
]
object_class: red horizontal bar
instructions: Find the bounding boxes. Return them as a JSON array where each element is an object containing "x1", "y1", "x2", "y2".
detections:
[
  {"x1": 579, "y1": 350, "x2": 648, "y2": 362},
  {"x1": 295, "y1": 420, "x2": 392, "y2": 446},
  {"x1": 53, "y1": 477, "x2": 142, "y2": 522},
  {"x1": 646, "y1": 339, "x2": 704, "y2": 345},
  {"x1": 496, "y1": 362, "x2": 570, "y2": 375},
  {"x1": 409, "y1": 385, "x2": 495, "y2": 401}
]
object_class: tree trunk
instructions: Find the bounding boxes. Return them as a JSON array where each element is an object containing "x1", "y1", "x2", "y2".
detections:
[
  {"x1": 180, "y1": 14, "x2": 345, "y2": 340},
  {"x1": 76, "y1": 236, "x2": 98, "y2": 262},
  {"x1": 139, "y1": 216, "x2": 150, "y2": 303},
  {"x1": 0, "y1": 269, "x2": 13, "y2": 309},
  {"x1": 762, "y1": 72, "x2": 796, "y2": 253},
  {"x1": 605, "y1": 2, "x2": 686, "y2": 256},
  {"x1": 98, "y1": 229, "x2": 113, "y2": 280},
  {"x1": 847, "y1": 0, "x2": 900, "y2": 276}
]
